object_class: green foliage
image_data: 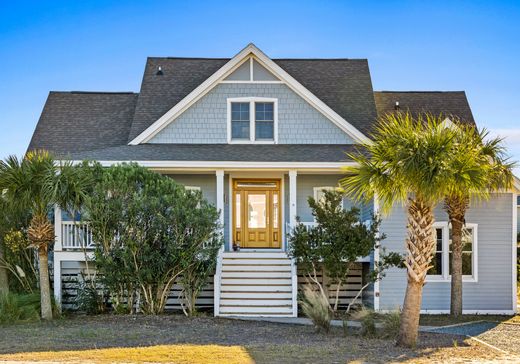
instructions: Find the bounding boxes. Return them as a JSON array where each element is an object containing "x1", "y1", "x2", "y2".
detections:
[
  {"x1": 341, "y1": 113, "x2": 458, "y2": 213},
  {"x1": 381, "y1": 310, "x2": 401, "y2": 339},
  {"x1": 288, "y1": 189, "x2": 388, "y2": 312},
  {"x1": 300, "y1": 286, "x2": 332, "y2": 333},
  {"x1": 0, "y1": 292, "x2": 40, "y2": 324},
  {"x1": 81, "y1": 163, "x2": 223, "y2": 315},
  {"x1": 352, "y1": 307, "x2": 377, "y2": 338},
  {"x1": 75, "y1": 276, "x2": 105, "y2": 315},
  {"x1": 178, "y1": 215, "x2": 221, "y2": 316}
]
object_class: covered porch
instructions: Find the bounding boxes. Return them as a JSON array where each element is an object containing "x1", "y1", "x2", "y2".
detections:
[{"x1": 52, "y1": 164, "x2": 375, "y2": 317}]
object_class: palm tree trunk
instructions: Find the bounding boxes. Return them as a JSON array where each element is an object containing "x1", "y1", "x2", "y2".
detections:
[
  {"x1": 450, "y1": 219, "x2": 463, "y2": 316},
  {"x1": 38, "y1": 246, "x2": 53, "y2": 320},
  {"x1": 445, "y1": 195, "x2": 468, "y2": 317},
  {"x1": 396, "y1": 198, "x2": 435, "y2": 348},
  {"x1": 0, "y1": 240, "x2": 8, "y2": 293}
]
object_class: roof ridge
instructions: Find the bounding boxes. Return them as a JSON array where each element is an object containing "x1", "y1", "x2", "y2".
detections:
[
  {"x1": 375, "y1": 90, "x2": 466, "y2": 94},
  {"x1": 146, "y1": 56, "x2": 367, "y2": 61},
  {"x1": 49, "y1": 91, "x2": 137, "y2": 95}
]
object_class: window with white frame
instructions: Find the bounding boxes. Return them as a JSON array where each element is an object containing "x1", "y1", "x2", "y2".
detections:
[
  {"x1": 228, "y1": 98, "x2": 278, "y2": 143},
  {"x1": 427, "y1": 222, "x2": 478, "y2": 281},
  {"x1": 313, "y1": 186, "x2": 343, "y2": 208}
]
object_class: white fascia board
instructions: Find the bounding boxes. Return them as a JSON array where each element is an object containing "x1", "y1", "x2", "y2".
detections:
[{"x1": 129, "y1": 43, "x2": 370, "y2": 145}]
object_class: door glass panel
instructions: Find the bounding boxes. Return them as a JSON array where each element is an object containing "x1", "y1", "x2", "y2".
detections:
[
  {"x1": 273, "y1": 193, "x2": 278, "y2": 228},
  {"x1": 237, "y1": 182, "x2": 277, "y2": 188},
  {"x1": 235, "y1": 192, "x2": 241, "y2": 228},
  {"x1": 248, "y1": 194, "x2": 266, "y2": 228}
]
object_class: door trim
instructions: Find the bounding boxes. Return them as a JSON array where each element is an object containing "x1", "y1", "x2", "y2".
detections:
[{"x1": 232, "y1": 178, "x2": 282, "y2": 249}]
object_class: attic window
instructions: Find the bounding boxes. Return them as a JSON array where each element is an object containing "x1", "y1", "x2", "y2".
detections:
[{"x1": 227, "y1": 97, "x2": 278, "y2": 144}]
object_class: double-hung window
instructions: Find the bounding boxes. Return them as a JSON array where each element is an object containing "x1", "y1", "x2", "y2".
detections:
[
  {"x1": 427, "y1": 222, "x2": 478, "y2": 282},
  {"x1": 228, "y1": 98, "x2": 277, "y2": 143}
]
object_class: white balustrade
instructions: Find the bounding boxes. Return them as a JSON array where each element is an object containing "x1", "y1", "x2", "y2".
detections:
[{"x1": 61, "y1": 221, "x2": 94, "y2": 249}]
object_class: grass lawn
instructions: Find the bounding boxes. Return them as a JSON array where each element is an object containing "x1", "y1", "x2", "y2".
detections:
[{"x1": 0, "y1": 314, "x2": 518, "y2": 363}]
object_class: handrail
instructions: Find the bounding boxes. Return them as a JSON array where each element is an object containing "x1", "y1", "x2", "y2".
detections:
[{"x1": 61, "y1": 221, "x2": 95, "y2": 249}]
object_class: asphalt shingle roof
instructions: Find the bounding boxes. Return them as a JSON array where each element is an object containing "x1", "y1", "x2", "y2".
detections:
[
  {"x1": 65, "y1": 144, "x2": 361, "y2": 162},
  {"x1": 28, "y1": 91, "x2": 138, "y2": 155},
  {"x1": 27, "y1": 55, "x2": 477, "y2": 164},
  {"x1": 127, "y1": 57, "x2": 377, "y2": 141},
  {"x1": 373, "y1": 91, "x2": 475, "y2": 125}
]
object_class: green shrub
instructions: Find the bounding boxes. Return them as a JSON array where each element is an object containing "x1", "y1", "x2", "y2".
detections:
[
  {"x1": 381, "y1": 310, "x2": 401, "y2": 339},
  {"x1": 301, "y1": 286, "x2": 332, "y2": 333},
  {"x1": 75, "y1": 279, "x2": 104, "y2": 315},
  {"x1": 0, "y1": 292, "x2": 40, "y2": 324},
  {"x1": 352, "y1": 307, "x2": 377, "y2": 337}
]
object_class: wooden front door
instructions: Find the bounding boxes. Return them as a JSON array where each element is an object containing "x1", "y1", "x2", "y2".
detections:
[{"x1": 233, "y1": 179, "x2": 281, "y2": 248}]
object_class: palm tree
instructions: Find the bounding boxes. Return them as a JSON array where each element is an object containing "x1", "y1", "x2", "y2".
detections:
[
  {"x1": 0, "y1": 150, "x2": 90, "y2": 320},
  {"x1": 340, "y1": 112, "x2": 456, "y2": 347},
  {"x1": 444, "y1": 125, "x2": 514, "y2": 316}
]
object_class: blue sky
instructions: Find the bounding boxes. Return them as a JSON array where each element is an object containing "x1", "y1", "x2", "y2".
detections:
[{"x1": 1, "y1": 1, "x2": 519, "y2": 174}]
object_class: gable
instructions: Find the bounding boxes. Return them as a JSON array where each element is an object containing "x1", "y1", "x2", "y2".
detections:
[
  {"x1": 223, "y1": 57, "x2": 280, "y2": 82},
  {"x1": 129, "y1": 44, "x2": 371, "y2": 145},
  {"x1": 148, "y1": 83, "x2": 353, "y2": 144}
]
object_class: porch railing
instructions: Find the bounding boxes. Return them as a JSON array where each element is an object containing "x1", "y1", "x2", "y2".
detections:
[{"x1": 61, "y1": 221, "x2": 95, "y2": 250}]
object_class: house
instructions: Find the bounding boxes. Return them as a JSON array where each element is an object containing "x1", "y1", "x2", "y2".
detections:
[{"x1": 28, "y1": 44, "x2": 518, "y2": 316}]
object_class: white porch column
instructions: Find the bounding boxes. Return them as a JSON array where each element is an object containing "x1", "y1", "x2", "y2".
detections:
[
  {"x1": 54, "y1": 205, "x2": 62, "y2": 251},
  {"x1": 288, "y1": 170, "x2": 298, "y2": 317},
  {"x1": 373, "y1": 194, "x2": 380, "y2": 311},
  {"x1": 214, "y1": 169, "x2": 225, "y2": 317},
  {"x1": 289, "y1": 170, "x2": 297, "y2": 228},
  {"x1": 215, "y1": 170, "x2": 225, "y2": 230},
  {"x1": 53, "y1": 205, "x2": 62, "y2": 311}
]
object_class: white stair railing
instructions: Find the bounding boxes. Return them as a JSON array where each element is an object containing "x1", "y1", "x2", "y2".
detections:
[{"x1": 61, "y1": 221, "x2": 95, "y2": 250}]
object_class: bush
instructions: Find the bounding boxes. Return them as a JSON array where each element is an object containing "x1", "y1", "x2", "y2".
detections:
[
  {"x1": 82, "y1": 163, "x2": 223, "y2": 314},
  {"x1": 0, "y1": 292, "x2": 40, "y2": 324},
  {"x1": 381, "y1": 310, "x2": 401, "y2": 339},
  {"x1": 300, "y1": 286, "x2": 332, "y2": 333},
  {"x1": 75, "y1": 278, "x2": 104, "y2": 315},
  {"x1": 352, "y1": 307, "x2": 377, "y2": 337}
]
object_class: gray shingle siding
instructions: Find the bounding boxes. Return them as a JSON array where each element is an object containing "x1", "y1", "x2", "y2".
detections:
[
  {"x1": 148, "y1": 83, "x2": 353, "y2": 144},
  {"x1": 379, "y1": 193, "x2": 514, "y2": 312}
]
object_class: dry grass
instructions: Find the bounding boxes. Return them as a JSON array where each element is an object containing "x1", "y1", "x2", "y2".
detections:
[
  {"x1": 0, "y1": 314, "x2": 518, "y2": 363},
  {"x1": 0, "y1": 344, "x2": 253, "y2": 364}
]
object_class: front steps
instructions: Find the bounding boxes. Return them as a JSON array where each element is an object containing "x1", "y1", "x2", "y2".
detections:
[{"x1": 216, "y1": 251, "x2": 296, "y2": 317}]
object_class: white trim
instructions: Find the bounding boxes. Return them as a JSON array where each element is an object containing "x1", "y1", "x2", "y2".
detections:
[
  {"x1": 425, "y1": 221, "x2": 479, "y2": 283},
  {"x1": 66, "y1": 160, "x2": 355, "y2": 171},
  {"x1": 227, "y1": 97, "x2": 278, "y2": 144},
  {"x1": 512, "y1": 192, "x2": 518, "y2": 313},
  {"x1": 373, "y1": 195, "x2": 380, "y2": 311},
  {"x1": 129, "y1": 43, "x2": 370, "y2": 145},
  {"x1": 220, "y1": 80, "x2": 283, "y2": 84},
  {"x1": 54, "y1": 205, "x2": 62, "y2": 251},
  {"x1": 289, "y1": 170, "x2": 297, "y2": 229},
  {"x1": 249, "y1": 57, "x2": 254, "y2": 81}
]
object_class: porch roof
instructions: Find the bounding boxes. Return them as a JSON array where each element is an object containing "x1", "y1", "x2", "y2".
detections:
[{"x1": 63, "y1": 143, "x2": 363, "y2": 163}]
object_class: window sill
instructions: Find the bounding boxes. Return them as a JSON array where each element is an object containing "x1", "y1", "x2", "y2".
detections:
[{"x1": 228, "y1": 140, "x2": 276, "y2": 144}]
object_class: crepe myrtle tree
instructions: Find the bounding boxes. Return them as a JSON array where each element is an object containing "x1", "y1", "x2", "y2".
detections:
[
  {"x1": 288, "y1": 189, "x2": 401, "y2": 313},
  {"x1": 0, "y1": 151, "x2": 91, "y2": 320},
  {"x1": 341, "y1": 112, "x2": 456, "y2": 347}
]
